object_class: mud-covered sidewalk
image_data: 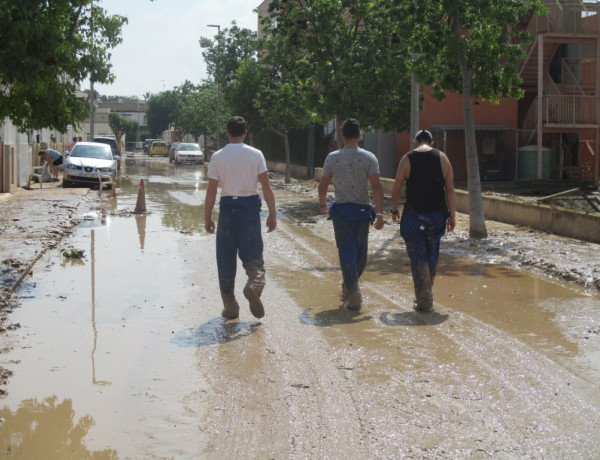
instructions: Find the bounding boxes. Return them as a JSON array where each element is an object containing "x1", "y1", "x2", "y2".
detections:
[{"x1": 0, "y1": 184, "x2": 88, "y2": 389}]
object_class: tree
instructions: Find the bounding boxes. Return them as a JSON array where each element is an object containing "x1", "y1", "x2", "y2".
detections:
[
  {"x1": 408, "y1": 0, "x2": 545, "y2": 238},
  {"x1": 255, "y1": 29, "x2": 314, "y2": 183},
  {"x1": 200, "y1": 22, "x2": 259, "y2": 145},
  {"x1": 199, "y1": 21, "x2": 259, "y2": 91},
  {"x1": 0, "y1": 0, "x2": 127, "y2": 132},
  {"x1": 264, "y1": 0, "x2": 413, "y2": 144},
  {"x1": 228, "y1": 59, "x2": 267, "y2": 140},
  {"x1": 175, "y1": 82, "x2": 229, "y2": 144},
  {"x1": 145, "y1": 90, "x2": 180, "y2": 137},
  {"x1": 108, "y1": 112, "x2": 136, "y2": 152}
]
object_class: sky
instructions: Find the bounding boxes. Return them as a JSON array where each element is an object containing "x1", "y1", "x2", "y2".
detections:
[{"x1": 82, "y1": 0, "x2": 260, "y2": 99}]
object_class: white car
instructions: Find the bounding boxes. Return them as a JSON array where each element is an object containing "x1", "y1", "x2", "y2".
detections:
[
  {"x1": 63, "y1": 142, "x2": 119, "y2": 187},
  {"x1": 174, "y1": 143, "x2": 204, "y2": 165}
]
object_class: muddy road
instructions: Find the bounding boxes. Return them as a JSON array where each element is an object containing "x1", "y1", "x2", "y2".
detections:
[{"x1": 1, "y1": 152, "x2": 599, "y2": 459}]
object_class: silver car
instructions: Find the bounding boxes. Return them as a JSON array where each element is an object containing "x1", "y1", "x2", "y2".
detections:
[
  {"x1": 63, "y1": 142, "x2": 119, "y2": 187},
  {"x1": 173, "y1": 143, "x2": 204, "y2": 165}
]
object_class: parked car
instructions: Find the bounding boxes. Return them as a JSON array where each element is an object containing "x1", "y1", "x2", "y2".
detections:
[
  {"x1": 149, "y1": 140, "x2": 168, "y2": 157},
  {"x1": 63, "y1": 142, "x2": 119, "y2": 187},
  {"x1": 144, "y1": 138, "x2": 161, "y2": 154},
  {"x1": 173, "y1": 143, "x2": 204, "y2": 165},
  {"x1": 168, "y1": 142, "x2": 181, "y2": 163},
  {"x1": 93, "y1": 137, "x2": 121, "y2": 169}
]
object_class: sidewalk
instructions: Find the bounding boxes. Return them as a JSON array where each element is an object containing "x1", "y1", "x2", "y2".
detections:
[{"x1": 0, "y1": 182, "x2": 89, "y2": 310}]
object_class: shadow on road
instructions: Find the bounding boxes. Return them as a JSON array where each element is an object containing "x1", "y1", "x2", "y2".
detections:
[
  {"x1": 379, "y1": 310, "x2": 449, "y2": 327},
  {"x1": 170, "y1": 317, "x2": 262, "y2": 347},
  {"x1": 299, "y1": 307, "x2": 372, "y2": 327}
]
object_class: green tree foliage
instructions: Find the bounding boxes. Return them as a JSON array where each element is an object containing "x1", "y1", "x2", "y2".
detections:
[
  {"x1": 145, "y1": 90, "x2": 180, "y2": 137},
  {"x1": 254, "y1": 42, "x2": 313, "y2": 183},
  {"x1": 408, "y1": 0, "x2": 545, "y2": 238},
  {"x1": 108, "y1": 112, "x2": 137, "y2": 150},
  {"x1": 264, "y1": 0, "x2": 413, "y2": 136},
  {"x1": 199, "y1": 21, "x2": 259, "y2": 89},
  {"x1": 228, "y1": 59, "x2": 266, "y2": 135},
  {"x1": 0, "y1": 0, "x2": 127, "y2": 132},
  {"x1": 175, "y1": 81, "x2": 229, "y2": 141}
]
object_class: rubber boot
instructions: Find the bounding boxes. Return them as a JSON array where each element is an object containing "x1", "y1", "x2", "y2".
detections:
[
  {"x1": 221, "y1": 293, "x2": 240, "y2": 319},
  {"x1": 343, "y1": 284, "x2": 362, "y2": 311},
  {"x1": 413, "y1": 264, "x2": 433, "y2": 312},
  {"x1": 341, "y1": 282, "x2": 348, "y2": 301},
  {"x1": 244, "y1": 263, "x2": 265, "y2": 318}
]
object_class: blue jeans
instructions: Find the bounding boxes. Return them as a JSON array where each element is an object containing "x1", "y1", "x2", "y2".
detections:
[
  {"x1": 216, "y1": 195, "x2": 264, "y2": 296},
  {"x1": 330, "y1": 203, "x2": 374, "y2": 292},
  {"x1": 400, "y1": 211, "x2": 447, "y2": 309}
]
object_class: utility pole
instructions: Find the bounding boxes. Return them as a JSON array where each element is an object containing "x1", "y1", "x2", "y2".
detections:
[
  {"x1": 207, "y1": 24, "x2": 221, "y2": 154},
  {"x1": 89, "y1": 0, "x2": 95, "y2": 140}
]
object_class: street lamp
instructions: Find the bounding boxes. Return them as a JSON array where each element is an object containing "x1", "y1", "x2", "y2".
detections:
[
  {"x1": 90, "y1": 0, "x2": 95, "y2": 139},
  {"x1": 207, "y1": 24, "x2": 221, "y2": 153}
]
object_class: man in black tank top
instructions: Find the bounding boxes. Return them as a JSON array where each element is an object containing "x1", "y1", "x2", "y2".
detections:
[{"x1": 390, "y1": 130, "x2": 456, "y2": 312}]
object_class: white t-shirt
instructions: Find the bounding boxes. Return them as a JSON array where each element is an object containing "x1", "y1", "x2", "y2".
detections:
[{"x1": 207, "y1": 143, "x2": 268, "y2": 196}]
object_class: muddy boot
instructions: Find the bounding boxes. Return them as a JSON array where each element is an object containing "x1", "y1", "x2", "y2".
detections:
[
  {"x1": 221, "y1": 293, "x2": 240, "y2": 319},
  {"x1": 343, "y1": 285, "x2": 362, "y2": 311},
  {"x1": 413, "y1": 264, "x2": 433, "y2": 312},
  {"x1": 341, "y1": 282, "x2": 348, "y2": 301},
  {"x1": 244, "y1": 265, "x2": 266, "y2": 318}
]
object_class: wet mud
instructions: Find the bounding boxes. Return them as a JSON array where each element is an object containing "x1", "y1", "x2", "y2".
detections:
[{"x1": 0, "y1": 155, "x2": 599, "y2": 458}]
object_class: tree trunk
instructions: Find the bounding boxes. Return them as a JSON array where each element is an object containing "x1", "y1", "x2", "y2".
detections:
[
  {"x1": 453, "y1": 9, "x2": 487, "y2": 238},
  {"x1": 336, "y1": 114, "x2": 344, "y2": 148},
  {"x1": 460, "y1": 71, "x2": 488, "y2": 238},
  {"x1": 269, "y1": 125, "x2": 292, "y2": 184},
  {"x1": 284, "y1": 130, "x2": 291, "y2": 184}
]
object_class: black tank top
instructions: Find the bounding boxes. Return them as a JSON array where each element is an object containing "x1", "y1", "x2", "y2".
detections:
[{"x1": 403, "y1": 148, "x2": 448, "y2": 215}]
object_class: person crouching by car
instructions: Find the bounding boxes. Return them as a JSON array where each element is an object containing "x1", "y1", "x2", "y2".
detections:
[{"x1": 39, "y1": 148, "x2": 64, "y2": 178}]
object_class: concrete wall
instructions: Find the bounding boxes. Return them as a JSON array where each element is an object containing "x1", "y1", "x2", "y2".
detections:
[
  {"x1": 267, "y1": 160, "x2": 309, "y2": 179},
  {"x1": 454, "y1": 190, "x2": 600, "y2": 244}
]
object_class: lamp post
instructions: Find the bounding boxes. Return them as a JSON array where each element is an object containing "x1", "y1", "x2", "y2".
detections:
[
  {"x1": 89, "y1": 0, "x2": 95, "y2": 140},
  {"x1": 207, "y1": 24, "x2": 221, "y2": 153}
]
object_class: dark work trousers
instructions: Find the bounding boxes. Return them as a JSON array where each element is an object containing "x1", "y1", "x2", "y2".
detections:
[
  {"x1": 400, "y1": 211, "x2": 447, "y2": 309},
  {"x1": 332, "y1": 217, "x2": 371, "y2": 293},
  {"x1": 216, "y1": 195, "x2": 265, "y2": 297}
]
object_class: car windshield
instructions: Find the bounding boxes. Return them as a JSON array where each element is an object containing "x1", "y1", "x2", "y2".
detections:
[
  {"x1": 178, "y1": 144, "x2": 200, "y2": 151},
  {"x1": 70, "y1": 145, "x2": 113, "y2": 160},
  {"x1": 95, "y1": 139, "x2": 116, "y2": 148},
  {"x1": 153, "y1": 142, "x2": 166, "y2": 147}
]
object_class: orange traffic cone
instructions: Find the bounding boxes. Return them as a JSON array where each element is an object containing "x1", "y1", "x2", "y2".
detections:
[{"x1": 134, "y1": 179, "x2": 147, "y2": 214}]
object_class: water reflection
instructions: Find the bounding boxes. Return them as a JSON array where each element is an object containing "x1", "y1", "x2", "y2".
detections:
[
  {"x1": 135, "y1": 214, "x2": 147, "y2": 251},
  {"x1": 0, "y1": 396, "x2": 118, "y2": 459},
  {"x1": 170, "y1": 318, "x2": 261, "y2": 347},
  {"x1": 90, "y1": 230, "x2": 111, "y2": 386}
]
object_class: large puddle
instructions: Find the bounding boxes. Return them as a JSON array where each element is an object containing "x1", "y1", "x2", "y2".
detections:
[{"x1": 1, "y1": 153, "x2": 599, "y2": 458}]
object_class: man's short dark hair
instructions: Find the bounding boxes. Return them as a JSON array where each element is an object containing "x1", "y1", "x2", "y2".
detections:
[
  {"x1": 341, "y1": 118, "x2": 361, "y2": 140},
  {"x1": 227, "y1": 116, "x2": 247, "y2": 137},
  {"x1": 415, "y1": 129, "x2": 433, "y2": 143}
]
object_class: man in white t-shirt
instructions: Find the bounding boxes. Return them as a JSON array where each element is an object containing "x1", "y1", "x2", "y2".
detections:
[{"x1": 204, "y1": 116, "x2": 277, "y2": 319}]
